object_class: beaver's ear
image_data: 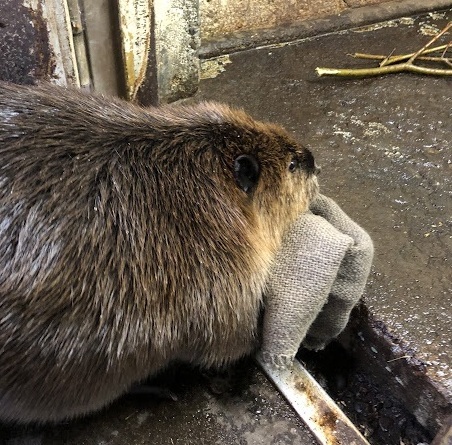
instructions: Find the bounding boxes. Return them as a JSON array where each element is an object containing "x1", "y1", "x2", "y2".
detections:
[{"x1": 234, "y1": 154, "x2": 260, "y2": 193}]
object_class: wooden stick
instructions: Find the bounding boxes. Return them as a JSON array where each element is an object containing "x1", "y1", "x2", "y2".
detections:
[
  {"x1": 351, "y1": 44, "x2": 450, "y2": 63},
  {"x1": 317, "y1": 22, "x2": 452, "y2": 78},
  {"x1": 316, "y1": 64, "x2": 452, "y2": 77},
  {"x1": 407, "y1": 22, "x2": 452, "y2": 64}
]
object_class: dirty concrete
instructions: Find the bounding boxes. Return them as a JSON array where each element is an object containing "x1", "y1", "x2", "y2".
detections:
[
  {"x1": 196, "y1": 8, "x2": 452, "y2": 437},
  {"x1": 0, "y1": 362, "x2": 318, "y2": 445}
]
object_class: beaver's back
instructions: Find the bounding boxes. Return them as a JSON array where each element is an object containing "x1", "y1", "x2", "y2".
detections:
[{"x1": 0, "y1": 82, "x2": 318, "y2": 422}]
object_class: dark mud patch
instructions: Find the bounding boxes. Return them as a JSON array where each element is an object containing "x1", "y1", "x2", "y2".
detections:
[{"x1": 297, "y1": 342, "x2": 432, "y2": 445}]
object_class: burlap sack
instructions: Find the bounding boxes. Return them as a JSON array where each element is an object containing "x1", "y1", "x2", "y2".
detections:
[{"x1": 260, "y1": 194, "x2": 374, "y2": 367}]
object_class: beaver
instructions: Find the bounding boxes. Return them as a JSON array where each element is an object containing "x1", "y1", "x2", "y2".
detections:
[{"x1": 0, "y1": 81, "x2": 319, "y2": 423}]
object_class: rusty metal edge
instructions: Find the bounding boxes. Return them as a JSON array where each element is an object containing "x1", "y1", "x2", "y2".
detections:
[{"x1": 256, "y1": 354, "x2": 371, "y2": 445}]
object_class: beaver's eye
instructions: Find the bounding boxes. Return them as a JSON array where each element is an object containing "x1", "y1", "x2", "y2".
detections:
[{"x1": 289, "y1": 158, "x2": 298, "y2": 172}]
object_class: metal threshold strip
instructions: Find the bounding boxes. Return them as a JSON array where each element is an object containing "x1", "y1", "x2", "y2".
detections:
[{"x1": 256, "y1": 355, "x2": 370, "y2": 445}]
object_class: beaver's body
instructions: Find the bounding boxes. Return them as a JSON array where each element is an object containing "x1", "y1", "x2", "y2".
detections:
[{"x1": 0, "y1": 82, "x2": 318, "y2": 422}]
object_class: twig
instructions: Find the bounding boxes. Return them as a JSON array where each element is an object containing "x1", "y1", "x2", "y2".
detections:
[
  {"x1": 352, "y1": 44, "x2": 450, "y2": 61},
  {"x1": 407, "y1": 22, "x2": 452, "y2": 64},
  {"x1": 380, "y1": 48, "x2": 396, "y2": 67},
  {"x1": 387, "y1": 355, "x2": 411, "y2": 363},
  {"x1": 352, "y1": 50, "x2": 452, "y2": 68},
  {"x1": 256, "y1": 356, "x2": 371, "y2": 445},
  {"x1": 352, "y1": 44, "x2": 451, "y2": 65},
  {"x1": 353, "y1": 54, "x2": 450, "y2": 64},
  {"x1": 316, "y1": 65, "x2": 452, "y2": 77},
  {"x1": 441, "y1": 43, "x2": 452, "y2": 67},
  {"x1": 316, "y1": 22, "x2": 452, "y2": 77}
]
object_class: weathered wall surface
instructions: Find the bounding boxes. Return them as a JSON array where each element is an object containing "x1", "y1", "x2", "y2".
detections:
[
  {"x1": 0, "y1": 0, "x2": 200, "y2": 105},
  {"x1": 200, "y1": 0, "x2": 389, "y2": 40},
  {"x1": 153, "y1": 0, "x2": 200, "y2": 103},
  {"x1": 0, "y1": 0, "x2": 79, "y2": 86},
  {"x1": 2, "y1": 0, "x2": 449, "y2": 103}
]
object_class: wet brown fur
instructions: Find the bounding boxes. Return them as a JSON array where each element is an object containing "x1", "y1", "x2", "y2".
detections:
[{"x1": 0, "y1": 81, "x2": 318, "y2": 422}]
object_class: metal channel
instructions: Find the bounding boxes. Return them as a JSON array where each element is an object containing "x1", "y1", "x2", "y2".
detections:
[{"x1": 256, "y1": 355, "x2": 371, "y2": 445}]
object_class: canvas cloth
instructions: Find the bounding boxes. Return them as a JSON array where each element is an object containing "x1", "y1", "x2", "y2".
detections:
[{"x1": 260, "y1": 194, "x2": 374, "y2": 368}]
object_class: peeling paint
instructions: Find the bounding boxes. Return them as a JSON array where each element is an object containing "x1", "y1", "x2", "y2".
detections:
[{"x1": 200, "y1": 55, "x2": 232, "y2": 79}]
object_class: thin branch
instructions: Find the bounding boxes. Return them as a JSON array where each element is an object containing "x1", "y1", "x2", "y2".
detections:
[
  {"x1": 353, "y1": 54, "x2": 450, "y2": 63},
  {"x1": 407, "y1": 22, "x2": 452, "y2": 64},
  {"x1": 441, "y1": 42, "x2": 451, "y2": 57},
  {"x1": 387, "y1": 355, "x2": 412, "y2": 363},
  {"x1": 316, "y1": 64, "x2": 452, "y2": 77},
  {"x1": 380, "y1": 48, "x2": 396, "y2": 67},
  {"x1": 351, "y1": 44, "x2": 451, "y2": 65},
  {"x1": 317, "y1": 22, "x2": 452, "y2": 78},
  {"x1": 349, "y1": 54, "x2": 452, "y2": 70},
  {"x1": 441, "y1": 43, "x2": 452, "y2": 67},
  {"x1": 353, "y1": 45, "x2": 449, "y2": 59}
]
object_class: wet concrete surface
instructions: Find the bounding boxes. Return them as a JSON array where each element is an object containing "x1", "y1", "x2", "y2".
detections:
[
  {"x1": 0, "y1": 362, "x2": 318, "y2": 445},
  {"x1": 198, "y1": 8, "x2": 451, "y2": 435}
]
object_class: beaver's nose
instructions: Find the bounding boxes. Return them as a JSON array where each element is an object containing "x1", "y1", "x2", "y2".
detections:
[{"x1": 314, "y1": 165, "x2": 321, "y2": 175}]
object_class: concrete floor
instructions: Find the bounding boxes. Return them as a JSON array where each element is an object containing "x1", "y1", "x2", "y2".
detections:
[
  {"x1": 1, "y1": 7, "x2": 451, "y2": 445},
  {"x1": 198, "y1": 7, "x2": 451, "y2": 437},
  {"x1": 0, "y1": 363, "x2": 317, "y2": 445}
]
